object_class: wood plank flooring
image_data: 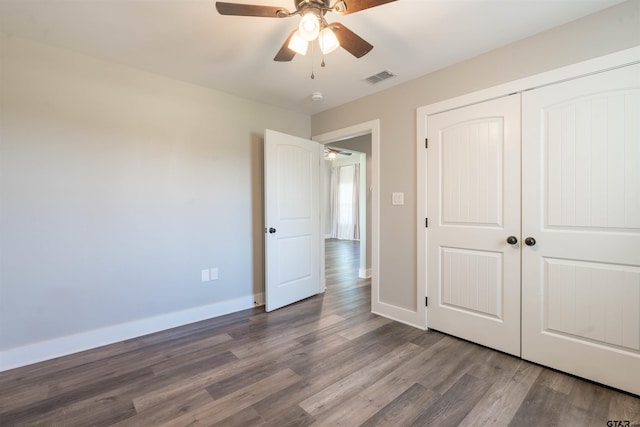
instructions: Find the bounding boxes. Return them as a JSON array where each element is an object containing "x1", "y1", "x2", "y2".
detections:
[{"x1": 1, "y1": 238, "x2": 639, "y2": 426}]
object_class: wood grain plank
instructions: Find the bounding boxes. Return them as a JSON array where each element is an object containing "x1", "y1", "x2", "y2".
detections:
[
  {"x1": 337, "y1": 315, "x2": 392, "y2": 340},
  {"x1": 558, "y1": 381, "x2": 612, "y2": 427},
  {"x1": 211, "y1": 406, "x2": 265, "y2": 427},
  {"x1": 1, "y1": 366, "x2": 153, "y2": 425},
  {"x1": 253, "y1": 403, "x2": 315, "y2": 427},
  {"x1": 534, "y1": 366, "x2": 578, "y2": 395},
  {"x1": 18, "y1": 390, "x2": 137, "y2": 427},
  {"x1": 299, "y1": 342, "x2": 421, "y2": 417},
  {"x1": 149, "y1": 348, "x2": 239, "y2": 378},
  {"x1": 459, "y1": 362, "x2": 543, "y2": 427},
  {"x1": 0, "y1": 383, "x2": 49, "y2": 412},
  {"x1": 359, "y1": 383, "x2": 439, "y2": 427},
  {"x1": 308, "y1": 394, "x2": 385, "y2": 427},
  {"x1": 113, "y1": 390, "x2": 214, "y2": 427},
  {"x1": 608, "y1": 391, "x2": 640, "y2": 423},
  {"x1": 230, "y1": 313, "x2": 346, "y2": 359},
  {"x1": 250, "y1": 338, "x2": 393, "y2": 422},
  {"x1": 415, "y1": 336, "x2": 479, "y2": 395},
  {"x1": 360, "y1": 335, "x2": 460, "y2": 405},
  {"x1": 133, "y1": 353, "x2": 272, "y2": 412},
  {"x1": 410, "y1": 373, "x2": 493, "y2": 427},
  {"x1": 508, "y1": 383, "x2": 569, "y2": 426},
  {"x1": 158, "y1": 368, "x2": 302, "y2": 427}
]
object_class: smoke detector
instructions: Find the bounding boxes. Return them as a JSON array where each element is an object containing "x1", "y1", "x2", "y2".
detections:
[{"x1": 311, "y1": 92, "x2": 323, "y2": 101}]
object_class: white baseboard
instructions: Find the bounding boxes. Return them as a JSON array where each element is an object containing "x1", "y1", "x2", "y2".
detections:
[
  {"x1": 253, "y1": 292, "x2": 265, "y2": 307},
  {"x1": 0, "y1": 294, "x2": 263, "y2": 372},
  {"x1": 372, "y1": 301, "x2": 425, "y2": 331},
  {"x1": 358, "y1": 268, "x2": 371, "y2": 279}
]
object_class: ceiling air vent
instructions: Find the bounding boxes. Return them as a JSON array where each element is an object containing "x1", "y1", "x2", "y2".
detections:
[{"x1": 363, "y1": 70, "x2": 396, "y2": 85}]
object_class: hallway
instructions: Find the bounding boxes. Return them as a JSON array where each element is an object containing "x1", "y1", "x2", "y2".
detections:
[{"x1": 324, "y1": 238, "x2": 369, "y2": 290}]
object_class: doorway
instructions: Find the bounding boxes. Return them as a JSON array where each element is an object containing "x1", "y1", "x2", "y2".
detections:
[
  {"x1": 324, "y1": 140, "x2": 369, "y2": 279},
  {"x1": 312, "y1": 120, "x2": 380, "y2": 312}
]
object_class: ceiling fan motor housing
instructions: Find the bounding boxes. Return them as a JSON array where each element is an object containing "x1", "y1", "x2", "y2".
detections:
[{"x1": 295, "y1": 0, "x2": 332, "y2": 10}]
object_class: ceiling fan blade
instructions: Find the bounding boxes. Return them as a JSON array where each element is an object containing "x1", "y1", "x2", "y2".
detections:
[
  {"x1": 330, "y1": 22, "x2": 373, "y2": 58},
  {"x1": 333, "y1": 0, "x2": 397, "y2": 15},
  {"x1": 325, "y1": 148, "x2": 353, "y2": 159},
  {"x1": 274, "y1": 30, "x2": 297, "y2": 62},
  {"x1": 215, "y1": 2, "x2": 288, "y2": 17}
]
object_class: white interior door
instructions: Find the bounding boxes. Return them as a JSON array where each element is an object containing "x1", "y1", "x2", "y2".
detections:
[
  {"x1": 522, "y1": 64, "x2": 640, "y2": 396},
  {"x1": 264, "y1": 129, "x2": 321, "y2": 312},
  {"x1": 427, "y1": 94, "x2": 521, "y2": 356}
]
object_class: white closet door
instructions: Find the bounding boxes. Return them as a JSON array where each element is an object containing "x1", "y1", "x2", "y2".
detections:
[
  {"x1": 522, "y1": 63, "x2": 640, "y2": 396},
  {"x1": 427, "y1": 94, "x2": 521, "y2": 356}
]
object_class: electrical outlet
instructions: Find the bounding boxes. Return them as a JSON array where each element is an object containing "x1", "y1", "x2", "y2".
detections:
[
  {"x1": 210, "y1": 268, "x2": 218, "y2": 280},
  {"x1": 201, "y1": 269, "x2": 210, "y2": 282}
]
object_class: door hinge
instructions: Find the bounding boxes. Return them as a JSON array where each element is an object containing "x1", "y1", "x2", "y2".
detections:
[
  {"x1": 425, "y1": 218, "x2": 428, "y2": 228},
  {"x1": 425, "y1": 297, "x2": 428, "y2": 307},
  {"x1": 425, "y1": 138, "x2": 428, "y2": 149}
]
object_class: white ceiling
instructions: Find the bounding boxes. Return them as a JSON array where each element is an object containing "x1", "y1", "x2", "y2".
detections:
[{"x1": 0, "y1": 0, "x2": 627, "y2": 114}]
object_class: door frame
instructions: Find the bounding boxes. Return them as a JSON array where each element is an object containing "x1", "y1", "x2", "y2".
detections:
[
  {"x1": 417, "y1": 46, "x2": 640, "y2": 329},
  {"x1": 313, "y1": 120, "x2": 380, "y2": 309}
]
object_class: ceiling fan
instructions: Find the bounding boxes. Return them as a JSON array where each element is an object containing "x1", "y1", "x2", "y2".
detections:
[
  {"x1": 215, "y1": 0, "x2": 397, "y2": 62},
  {"x1": 324, "y1": 148, "x2": 352, "y2": 159}
]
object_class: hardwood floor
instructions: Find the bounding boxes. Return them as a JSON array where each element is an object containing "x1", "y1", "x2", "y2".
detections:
[{"x1": 1, "y1": 238, "x2": 639, "y2": 426}]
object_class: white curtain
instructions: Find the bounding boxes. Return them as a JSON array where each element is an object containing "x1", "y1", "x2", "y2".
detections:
[{"x1": 330, "y1": 163, "x2": 360, "y2": 240}]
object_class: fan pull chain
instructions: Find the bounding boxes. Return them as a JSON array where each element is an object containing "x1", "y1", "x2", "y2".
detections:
[{"x1": 310, "y1": 41, "x2": 315, "y2": 79}]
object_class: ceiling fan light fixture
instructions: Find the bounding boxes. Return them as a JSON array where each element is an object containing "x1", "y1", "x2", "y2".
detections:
[
  {"x1": 319, "y1": 27, "x2": 339, "y2": 54},
  {"x1": 326, "y1": 150, "x2": 337, "y2": 160},
  {"x1": 298, "y1": 11, "x2": 320, "y2": 41},
  {"x1": 288, "y1": 31, "x2": 308, "y2": 55}
]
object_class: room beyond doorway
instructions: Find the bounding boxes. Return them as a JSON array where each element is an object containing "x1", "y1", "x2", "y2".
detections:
[
  {"x1": 324, "y1": 239, "x2": 370, "y2": 291},
  {"x1": 323, "y1": 134, "x2": 371, "y2": 279}
]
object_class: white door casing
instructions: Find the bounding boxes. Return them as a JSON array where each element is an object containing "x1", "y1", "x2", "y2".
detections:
[
  {"x1": 426, "y1": 94, "x2": 522, "y2": 356},
  {"x1": 264, "y1": 129, "x2": 321, "y2": 312},
  {"x1": 521, "y1": 63, "x2": 640, "y2": 395}
]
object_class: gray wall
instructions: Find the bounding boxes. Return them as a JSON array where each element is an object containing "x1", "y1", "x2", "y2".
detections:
[
  {"x1": 0, "y1": 35, "x2": 310, "y2": 353},
  {"x1": 311, "y1": 0, "x2": 640, "y2": 311}
]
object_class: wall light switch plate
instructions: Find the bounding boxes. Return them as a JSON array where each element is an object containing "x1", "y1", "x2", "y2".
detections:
[
  {"x1": 210, "y1": 268, "x2": 219, "y2": 280},
  {"x1": 392, "y1": 192, "x2": 404, "y2": 205},
  {"x1": 201, "y1": 269, "x2": 210, "y2": 282}
]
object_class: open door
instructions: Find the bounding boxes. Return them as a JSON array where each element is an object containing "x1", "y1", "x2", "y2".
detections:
[{"x1": 264, "y1": 129, "x2": 322, "y2": 311}]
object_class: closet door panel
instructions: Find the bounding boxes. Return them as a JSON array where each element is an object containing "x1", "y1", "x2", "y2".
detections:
[
  {"x1": 522, "y1": 63, "x2": 640, "y2": 396},
  {"x1": 427, "y1": 94, "x2": 521, "y2": 356}
]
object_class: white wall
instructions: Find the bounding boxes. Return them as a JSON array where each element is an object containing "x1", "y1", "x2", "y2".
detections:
[
  {"x1": 0, "y1": 35, "x2": 310, "y2": 369},
  {"x1": 311, "y1": 0, "x2": 640, "y2": 317}
]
